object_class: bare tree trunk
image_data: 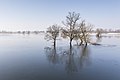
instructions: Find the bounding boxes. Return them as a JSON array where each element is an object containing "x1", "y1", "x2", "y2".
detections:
[
  {"x1": 70, "y1": 41, "x2": 72, "y2": 55},
  {"x1": 70, "y1": 40, "x2": 72, "y2": 48},
  {"x1": 83, "y1": 32, "x2": 88, "y2": 46},
  {"x1": 53, "y1": 39, "x2": 56, "y2": 47},
  {"x1": 85, "y1": 42, "x2": 87, "y2": 47},
  {"x1": 84, "y1": 37, "x2": 87, "y2": 46},
  {"x1": 70, "y1": 38, "x2": 72, "y2": 51},
  {"x1": 79, "y1": 38, "x2": 83, "y2": 46}
]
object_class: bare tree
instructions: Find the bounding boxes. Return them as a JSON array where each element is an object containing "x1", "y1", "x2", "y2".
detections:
[
  {"x1": 96, "y1": 28, "x2": 102, "y2": 38},
  {"x1": 45, "y1": 24, "x2": 60, "y2": 46},
  {"x1": 61, "y1": 12, "x2": 80, "y2": 48},
  {"x1": 77, "y1": 20, "x2": 93, "y2": 46}
]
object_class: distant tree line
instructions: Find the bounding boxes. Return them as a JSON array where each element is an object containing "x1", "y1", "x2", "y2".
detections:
[
  {"x1": 0, "y1": 31, "x2": 45, "y2": 34},
  {"x1": 93, "y1": 28, "x2": 120, "y2": 33}
]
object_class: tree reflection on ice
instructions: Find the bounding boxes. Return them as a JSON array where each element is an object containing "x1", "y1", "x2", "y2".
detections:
[{"x1": 44, "y1": 45, "x2": 91, "y2": 73}]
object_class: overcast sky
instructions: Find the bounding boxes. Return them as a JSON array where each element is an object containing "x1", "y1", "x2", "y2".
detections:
[{"x1": 0, "y1": 0, "x2": 120, "y2": 31}]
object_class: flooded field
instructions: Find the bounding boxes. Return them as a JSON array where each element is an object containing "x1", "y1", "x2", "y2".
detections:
[{"x1": 0, "y1": 33, "x2": 120, "y2": 80}]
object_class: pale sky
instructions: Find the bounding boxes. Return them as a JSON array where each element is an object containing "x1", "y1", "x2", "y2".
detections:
[{"x1": 0, "y1": 0, "x2": 120, "y2": 31}]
